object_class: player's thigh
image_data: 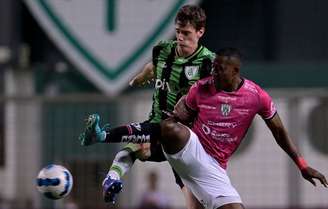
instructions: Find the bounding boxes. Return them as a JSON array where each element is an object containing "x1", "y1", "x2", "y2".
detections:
[
  {"x1": 164, "y1": 129, "x2": 242, "y2": 209},
  {"x1": 181, "y1": 186, "x2": 203, "y2": 209},
  {"x1": 217, "y1": 203, "x2": 245, "y2": 209}
]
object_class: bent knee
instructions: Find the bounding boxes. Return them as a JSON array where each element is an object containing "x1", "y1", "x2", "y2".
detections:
[
  {"x1": 160, "y1": 119, "x2": 188, "y2": 143},
  {"x1": 161, "y1": 119, "x2": 180, "y2": 137}
]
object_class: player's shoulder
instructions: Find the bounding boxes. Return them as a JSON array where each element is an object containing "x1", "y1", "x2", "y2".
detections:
[
  {"x1": 153, "y1": 40, "x2": 176, "y2": 56},
  {"x1": 242, "y1": 78, "x2": 268, "y2": 96},
  {"x1": 193, "y1": 76, "x2": 213, "y2": 89},
  {"x1": 155, "y1": 40, "x2": 176, "y2": 49},
  {"x1": 198, "y1": 45, "x2": 215, "y2": 60}
]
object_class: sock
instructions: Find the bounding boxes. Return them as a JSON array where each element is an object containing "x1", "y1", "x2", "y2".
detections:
[
  {"x1": 107, "y1": 148, "x2": 137, "y2": 179},
  {"x1": 104, "y1": 122, "x2": 161, "y2": 144}
]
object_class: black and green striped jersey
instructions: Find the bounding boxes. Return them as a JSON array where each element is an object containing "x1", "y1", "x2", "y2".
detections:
[{"x1": 148, "y1": 40, "x2": 215, "y2": 123}]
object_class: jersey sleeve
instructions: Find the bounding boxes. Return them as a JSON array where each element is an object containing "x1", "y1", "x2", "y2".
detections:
[
  {"x1": 185, "y1": 82, "x2": 199, "y2": 111},
  {"x1": 152, "y1": 44, "x2": 163, "y2": 65},
  {"x1": 258, "y1": 88, "x2": 277, "y2": 120}
]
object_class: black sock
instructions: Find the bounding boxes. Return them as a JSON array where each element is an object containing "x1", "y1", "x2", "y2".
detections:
[{"x1": 104, "y1": 122, "x2": 161, "y2": 144}]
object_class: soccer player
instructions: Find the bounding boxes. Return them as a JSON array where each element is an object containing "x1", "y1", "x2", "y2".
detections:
[
  {"x1": 79, "y1": 4, "x2": 214, "y2": 207},
  {"x1": 80, "y1": 48, "x2": 327, "y2": 209}
]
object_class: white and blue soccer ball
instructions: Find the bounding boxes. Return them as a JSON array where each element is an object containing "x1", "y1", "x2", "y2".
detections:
[{"x1": 36, "y1": 164, "x2": 73, "y2": 200}]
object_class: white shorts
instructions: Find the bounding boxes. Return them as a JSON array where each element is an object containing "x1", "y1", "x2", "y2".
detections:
[{"x1": 164, "y1": 129, "x2": 242, "y2": 209}]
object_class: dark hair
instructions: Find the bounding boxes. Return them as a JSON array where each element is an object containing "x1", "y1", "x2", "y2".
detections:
[
  {"x1": 216, "y1": 47, "x2": 243, "y2": 61},
  {"x1": 175, "y1": 5, "x2": 206, "y2": 31}
]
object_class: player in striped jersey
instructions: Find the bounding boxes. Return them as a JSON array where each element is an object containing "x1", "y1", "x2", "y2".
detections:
[{"x1": 79, "y1": 4, "x2": 214, "y2": 207}]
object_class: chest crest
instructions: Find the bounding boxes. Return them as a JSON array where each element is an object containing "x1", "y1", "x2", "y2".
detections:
[
  {"x1": 184, "y1": 66, "x2": 199, "y2": 80},
  {"x1": 220, "y1": 103, "x2": 232, "y2": 116}
]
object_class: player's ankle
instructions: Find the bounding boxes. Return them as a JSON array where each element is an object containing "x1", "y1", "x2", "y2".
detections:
[{"x1": 107, "y1": 170, "x2": 120, "y2": 180}]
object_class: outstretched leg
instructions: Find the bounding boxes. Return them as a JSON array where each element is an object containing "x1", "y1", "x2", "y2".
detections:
[
  {"x1": 103, "y1": 143, "x2": 152, "y2": 203},
  {"x1": 102, "y1": 146, "x2": 135, "y2": 203},
  {"x1": 78, "y1": 114, "x2": 161, "y2": 145},
  {"x1": 78, "y1": 114, "x2": 245, "y2": 209}
]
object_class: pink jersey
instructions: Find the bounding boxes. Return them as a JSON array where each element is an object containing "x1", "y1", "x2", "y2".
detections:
[{"x1": 185, "y1": 77, "x2": 277, "y2": 169}]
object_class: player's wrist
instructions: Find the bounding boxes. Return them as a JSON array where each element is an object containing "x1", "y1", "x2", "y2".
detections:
[{"x1": 296, "y1": 157, "x2": 308, "y2": 171}]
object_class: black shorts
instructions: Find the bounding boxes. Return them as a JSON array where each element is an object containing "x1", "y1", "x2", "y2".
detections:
[
  {"x1": 125, "y1": 120, "x2": 184, "y2": 189},
  {"x1": 144, "y1": 141, "x2": 184, "y2": 189}
]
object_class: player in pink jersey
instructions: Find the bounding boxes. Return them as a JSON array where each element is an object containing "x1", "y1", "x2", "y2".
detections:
[
  {"x1": 159, "y1": 47, "x2": 327, "y2": 209},
  {"x1": 79, "y1": 47, "x2": 327, "y2": 209},
  {"x1": 183, "y1": 68, "x2": 277, "y2": 169}
]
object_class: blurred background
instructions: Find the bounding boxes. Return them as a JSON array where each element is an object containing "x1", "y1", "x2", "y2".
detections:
[{"x1": 0, "y1": 0, "x2": 328, "y2": 209}]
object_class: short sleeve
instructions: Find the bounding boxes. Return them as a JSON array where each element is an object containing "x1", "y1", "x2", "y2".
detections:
[
  {"x1": 185, "y1": 82, "x2": 199, "y2": 111},
  {"x1": 152, "y1": 44, "x2": 163, "y2": 65},
  {"x1": 152, "y1": 40, "x2": 170, "y2": 65},
  {"x1": 258, "y1": 88, "x2": 277, "y2": 120}
]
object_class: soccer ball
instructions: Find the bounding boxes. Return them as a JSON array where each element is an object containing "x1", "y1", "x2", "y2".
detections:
[{"x1": 36, "y1": 164, "x2": 73, "y2": 200}]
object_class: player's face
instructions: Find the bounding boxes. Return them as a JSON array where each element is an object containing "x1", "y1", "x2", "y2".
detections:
[
  {"x1": 212, "y1": 56, "x2": 240, "y2": 87},
  {"x1": 175, "y1": 22, "x2": 204, "y2": 54}
]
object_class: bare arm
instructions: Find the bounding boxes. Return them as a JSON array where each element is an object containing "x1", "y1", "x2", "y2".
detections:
[
  {"x1": 265, "y1": 113, "x2": 328, "y2": 187},
  {"x1": 129, "y1": 62, "x2": 155, "y2": 87},
  {"x1": 171, "y1": 95, "x2": 197, "y2": 125},
  {"x1": 265, "y1": 113, "x2": 301, "y2": 161}
]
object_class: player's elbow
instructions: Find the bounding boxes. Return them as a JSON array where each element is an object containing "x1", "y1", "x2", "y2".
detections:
[{"x1": 173, "y1": 96, "x2": 195, "y2": 124}]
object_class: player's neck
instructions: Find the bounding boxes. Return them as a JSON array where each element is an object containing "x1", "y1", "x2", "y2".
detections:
[
  {"x1": 215, "y1": 77, "x2": 243, "y2": 92},
  {"x1": 176, "y1": 44, "x2": 199, "y2": 58}
]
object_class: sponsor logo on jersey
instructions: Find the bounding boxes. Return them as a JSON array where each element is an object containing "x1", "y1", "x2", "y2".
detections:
[
  {"x1": 184, "y1": 66, "x2": 199, "y2": 80},
  {"x1": 155, "y1": 79, "x2": 172, "y2": 92},
  {"x1": 220, "y1": 103, "x2": 232, "y2": 116},
  {"x1": 217, "y1": 95, "x2": 237, "y2": 102},
  {"x1": 202, "y1": 124, "x2": 237, "y2": 142},
  {"x1": 207, "y1": 121, "x2": 238, "y2": 128}
]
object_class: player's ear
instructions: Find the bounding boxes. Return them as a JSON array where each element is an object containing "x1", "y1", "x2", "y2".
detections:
[
  {"x1": 197, "y1": 27, "x2": 205, "y2": 38},
  {"x1": 234, "y1": 66, "x2": 240, "y2": 74}
]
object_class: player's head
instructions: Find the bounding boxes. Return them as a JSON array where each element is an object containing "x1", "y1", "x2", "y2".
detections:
[
  {"x1": 174, "y1": 5, "x2": 206, "y2": 54},
  {"x1": 175, "y1": 5, "x2": 206, "y2": 31},
  {"x1": 212, "y1": 47, "x2": 242, "y2": 90}
]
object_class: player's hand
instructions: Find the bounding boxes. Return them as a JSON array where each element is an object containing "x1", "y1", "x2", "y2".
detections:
[
  {"x1": 301, "y1": 166, "x2": 328, "y2": 187},
  {"x1": 135, "y1": 143, "x2": 151, "y2": 160},
  {"x1": 129, "y1": 62, "x2": 154, "y2": 87},
  {"x1": 129, "y1": 76, "x2": 153, "y2": 87}
]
